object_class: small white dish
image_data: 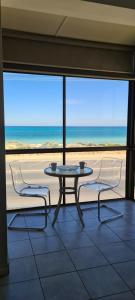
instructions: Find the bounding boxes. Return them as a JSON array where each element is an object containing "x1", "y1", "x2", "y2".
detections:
[{"x1": 57, "y1": 165, "x2": 78, "y2": 172}]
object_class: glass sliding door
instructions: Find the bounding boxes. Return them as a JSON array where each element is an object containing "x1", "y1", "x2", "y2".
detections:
[{"x1": 4, "y1": 72, "x2": 130, "y2": 209}]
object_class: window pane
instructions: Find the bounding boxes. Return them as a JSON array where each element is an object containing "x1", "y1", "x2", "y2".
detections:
[
  {"x1": 66, "y1": 78, "x2": 128, "y2": 147},
  {"x1": 4, "y1": 73, "x2": 63, "y2": 149}
]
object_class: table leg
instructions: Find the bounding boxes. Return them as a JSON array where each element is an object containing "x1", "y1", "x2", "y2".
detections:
[
  {"x1": 74, "y1": 178, "x2": 84, "y2": 227},
  {"x1": 52, "y1": 177, "x2": 63, "y2": 226}
]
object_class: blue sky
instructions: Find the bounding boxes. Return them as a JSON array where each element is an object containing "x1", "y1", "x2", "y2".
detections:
[{"x1": 3, "y1": 72, "x2": 128, "y2": 126}]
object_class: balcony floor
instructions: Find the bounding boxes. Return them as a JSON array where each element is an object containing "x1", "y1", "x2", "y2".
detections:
[{"x1": 1, "y1": 199, "x2": 135, "y2": 299}]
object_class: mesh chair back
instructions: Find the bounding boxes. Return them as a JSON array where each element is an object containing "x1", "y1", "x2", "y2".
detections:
[
  {"x1": 9, "y1": 161, "x2": 26, "y2": 194},
  {"x1": 97, "y1": 157, "x2": 122, "y2": 187}
]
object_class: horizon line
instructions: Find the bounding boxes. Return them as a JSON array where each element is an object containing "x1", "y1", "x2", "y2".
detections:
[{"x1": 5, "y1": 125, "x2": 127, "y2": 127}]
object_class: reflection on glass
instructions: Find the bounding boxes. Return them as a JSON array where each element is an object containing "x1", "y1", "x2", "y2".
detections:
[
  {"x1": 4, "y1": 73, "x2": 63, "y2": 149},
  {"x1": 66, "y1": 78, "x2": 128, "y2": 147}
]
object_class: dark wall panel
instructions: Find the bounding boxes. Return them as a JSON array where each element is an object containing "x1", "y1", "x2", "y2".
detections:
[
  {"x1": 2, "y1": 30, "x2": 134, "y2": 76},
  {"x1": 0, "y1": 4, "x2": 9, "y2": 276}
]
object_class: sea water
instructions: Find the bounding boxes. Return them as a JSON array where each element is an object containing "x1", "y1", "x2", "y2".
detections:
[{"x1": 5, "y1": 126, "x2": 127, "y2": 148}]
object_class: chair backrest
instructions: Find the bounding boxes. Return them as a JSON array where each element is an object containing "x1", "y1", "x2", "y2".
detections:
[
  {"x1": 97, "y1": 157, "x2": 123, "y2": 187},
  {"x1": 9, "y1": 161, "x2": 25, "y2": 194}
]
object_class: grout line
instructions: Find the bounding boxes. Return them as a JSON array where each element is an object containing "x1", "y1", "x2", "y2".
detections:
[
  {"x1": 24, "y1": 216, "x2": 46, "y2": 299},
  {"x1": 93, "y1": 290, "x2": 135, "y2": 299},
  {"x1": 106, "y1": 222, "x2": 135, "y2": 242},
  {"x1": 110, "y1": 263, "x2": 133, "y2": 292},
  {"x1": 53, "y1": 226, "x2": 90, "y2": 297},
  {"x1": 27, "y1": 228, "x2": 46, "y2": 299},
  {"x1": 0, "y1": 278, "x2": 43, "y2": 289}
]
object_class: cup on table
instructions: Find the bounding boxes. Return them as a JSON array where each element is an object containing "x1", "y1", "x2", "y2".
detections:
[
  {"x1": 50, "y1": 162, "x2": 57, "y2": 171},
  {"x1": 79, "y1": 161, "x2": 87, "y2": 170}
]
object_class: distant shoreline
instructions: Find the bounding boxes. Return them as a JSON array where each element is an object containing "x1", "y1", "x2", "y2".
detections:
[{"x1": 6, "y1": 141, "x2": 125, "y2": 150}]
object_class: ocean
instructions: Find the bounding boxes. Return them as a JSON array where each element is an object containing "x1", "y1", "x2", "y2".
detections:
[{"x1": 5, "y1": 126, "x2": 127, "y2": 148}]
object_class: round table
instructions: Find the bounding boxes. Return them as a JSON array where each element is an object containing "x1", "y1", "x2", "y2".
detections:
[{"x1": 44, "y1": 166, "x2": 93, "y2": 226}]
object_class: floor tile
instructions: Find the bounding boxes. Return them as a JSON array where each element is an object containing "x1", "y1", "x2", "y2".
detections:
[
  {"x1": 84, "y1": 220, "x2": 108, "y2": 232},
  {"x1": 98, "y1": 291, "x2": 135, "y2": 300},
  {"x1": 79, "y1": 265, "x2": 128, "y2": 299},
  {"x1": 68, "y1": 246, "x2": 108, "y2": 270},
  {"x1": 28, "y1": 223, "x2": 57, "y2": 239},
  {"x1": 108, "y1": 200, "x2": 128, "y2": 209},
  {"x1": 60, "y1": 232, "x2": 94, "y2": 250},
  {"x1": 100, "y1": 205, "x2": 124, "y2": 218},
  {"x1": 48, "y1": 210, "x2": 74, "y2": 222},
  {"x1": 98, "y1": 241, "x2": 135, "y2": 263},
  {"x1": 70, "y1": 209, "x2": 96, "y2": 221},
  {"x1": 0, "y1": 279, "x2": 44, "y2": 300},
  {"x1": 125, "y1": 240, "x2": 135, "y2": 252},
  {"x1": 7, "y1": 215, "x2": 26, "y2": 227},
  {"x1": 7, "y1": 214, "x2": 29, "y2": 242},
  {"x1": 35, "y1": 250, "x2": 75, "y2": 277},
  {"x1": 106, "y1": 218, "x2": 129, "y2": 229},
  {"x1": 0, "y1": 256, "x2": 38, "y2": 285},
  {"x1": 7, "y1": 230, "x2": 29, "y2": 243},
  {"x1": 114, "y1": 261, "x2": 135, "y2": 289},
  {"x1": 124, "y1": 214, "x2": 135, "y2": 225},
  {"x1": 31, "y1": 235, "x2": 64, "y2": 255},
  {"x1": 83, "y1": 205, "x2": 121, "y2": 220},
  {"x1": 114, "y1": 226, "x2": 135, "y2": 241},
  {"x1": 54, "y1": 220, "x2": 83, "y2": 236},
  {"x1": 41, "y1": 272, "x2": 89, "y2": 300},
  {"x1": 23, "y1": 209, "x2": 47, "y2": 216},
  {"x1": 8, "y1": 239, "x2": 33, "y2": 259},
  {"x1": 83, "y1": 216, "x2": 107, "y2": 228},
  {"x1": 86, "y1": 227, "x2": 121, "y2": 246},
  {"x1": 25, "y1": 215, "x2": 49, "y2": 227}
]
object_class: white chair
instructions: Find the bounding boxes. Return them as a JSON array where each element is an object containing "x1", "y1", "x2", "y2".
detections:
[
  {"x1": 8, "y1": 161, "x2": 51, "y2": 231},
  {"x1": 78, "y1": 157, "x2": 123, "y2": 223}
]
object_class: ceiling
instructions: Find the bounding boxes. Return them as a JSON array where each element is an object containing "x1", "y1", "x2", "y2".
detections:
[
  {"x1": 82, "y1": 0, "x2": 135, "y2": 10},
  {"x1": 1, "y1": 0, "x2": 135, "y2": 46}
]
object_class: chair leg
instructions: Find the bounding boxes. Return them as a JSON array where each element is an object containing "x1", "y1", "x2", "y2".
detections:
[
  {"x1": 80, "y1": 187, "x2": 123, "y2": 223},
  {"x1": 8, "y1": 196, "x2": 49, "y2": 231},
  {"x1": 48, "y1": 190, "x2": 51, "y2": 213},
  {"x1": 52, "y1": 192, "x2": 62, "y2": 226},
  {"x1": 78, "y1": 186, "x2": 83, "y2": 215},
  {"x1": 44, "y1": 198, "x2": 48, "y2": 228},
  {"x1": 98, "y1": 192, "x2": 101, "y2": 222},
  {"x1": 81, "y1": 196, "x2": 123, "y2": 224},
  {"x1": 99, "y1": 204, "x2": 123, "y2": 223}
]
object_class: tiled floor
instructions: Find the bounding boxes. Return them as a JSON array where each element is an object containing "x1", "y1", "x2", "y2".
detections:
[{"x1": 1, "y1": 199, "x2": 135, "y2": 299}]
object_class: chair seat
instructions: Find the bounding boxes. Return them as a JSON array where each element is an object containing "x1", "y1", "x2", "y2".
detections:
[
  {"x1": 19, "y1": 185, "x2": 49, "y2": 197},
  {"x1": 81, "y1": 181, "x2": 115, "y2": 192}
]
